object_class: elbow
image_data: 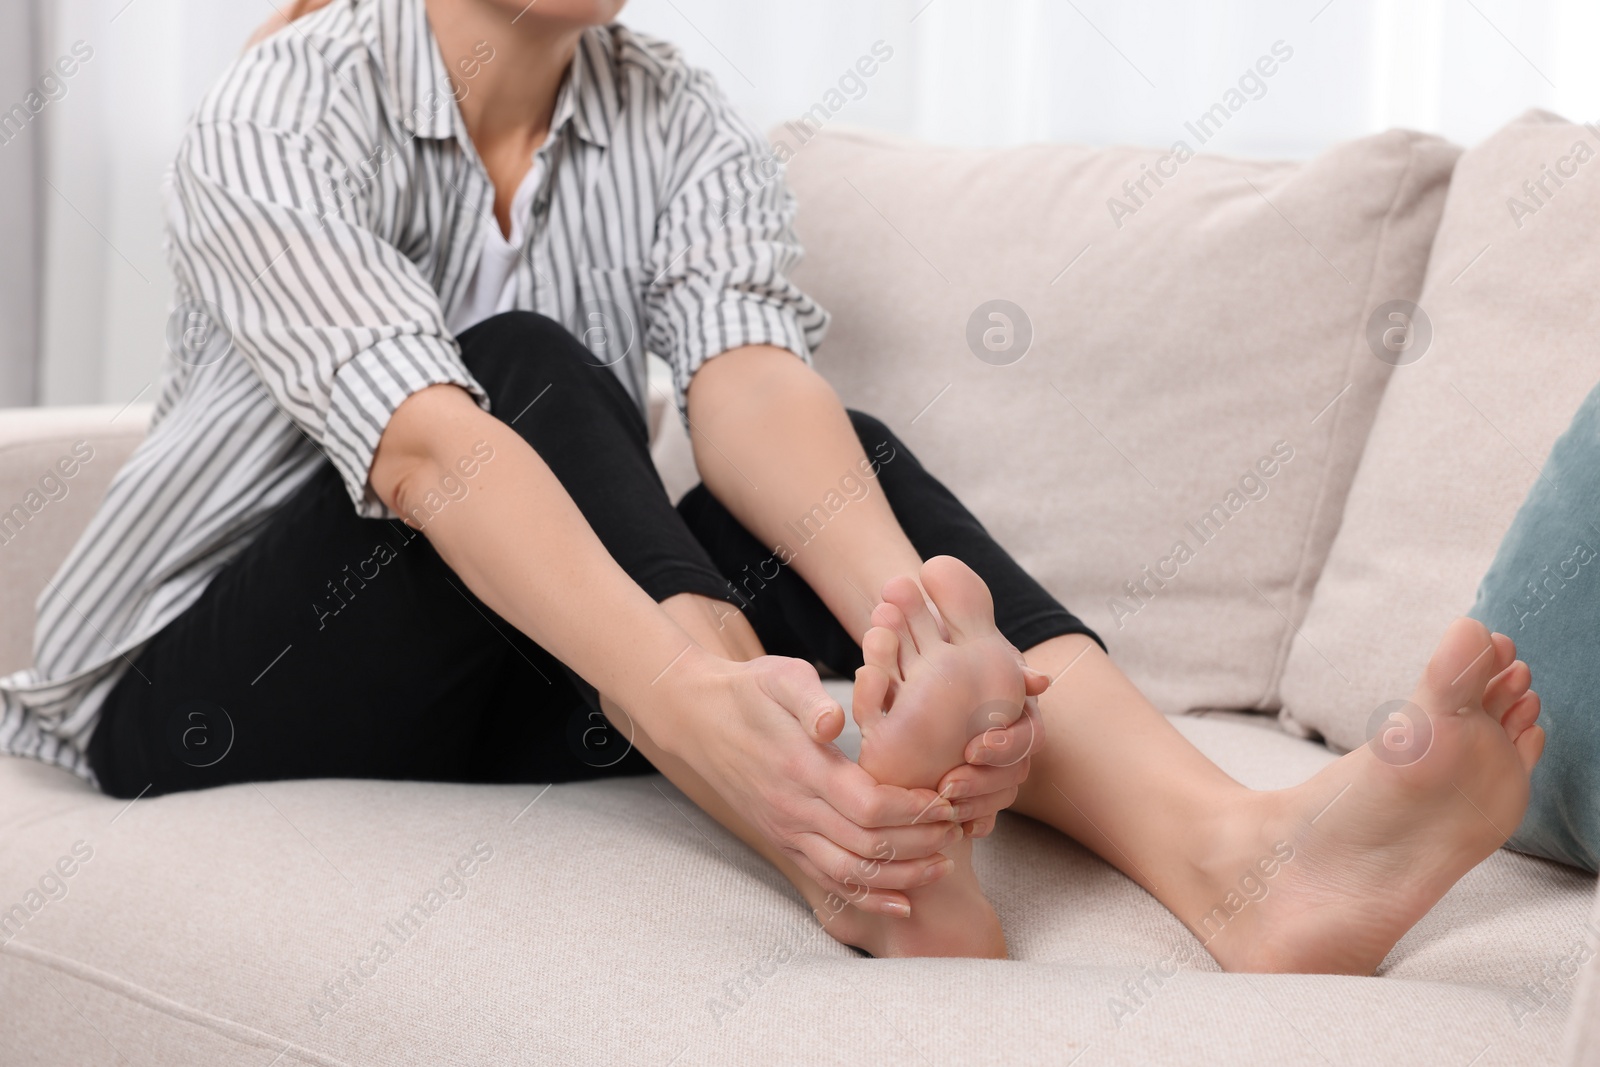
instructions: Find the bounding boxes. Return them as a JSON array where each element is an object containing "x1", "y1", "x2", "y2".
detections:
[
  {"x1": 688, "y1": 346, "x2": 834, "y2": 432},
  {"x1": 369, "y1": 383, "x2": 485, "y2": 523}
]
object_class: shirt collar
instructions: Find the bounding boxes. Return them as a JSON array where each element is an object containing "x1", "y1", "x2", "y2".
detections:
[{"x1": 378, "y1": 0, "x2": 617, "y2": 148}]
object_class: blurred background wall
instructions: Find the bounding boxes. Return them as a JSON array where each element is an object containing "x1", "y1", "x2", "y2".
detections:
[{"x1": 6, "y1": 0, "x2": 1596, "y2": 408}]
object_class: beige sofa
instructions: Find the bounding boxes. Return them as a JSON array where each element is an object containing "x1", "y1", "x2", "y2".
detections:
[{"x1": 4, "y1": 110, "x2": 1600, "y2": 1065}]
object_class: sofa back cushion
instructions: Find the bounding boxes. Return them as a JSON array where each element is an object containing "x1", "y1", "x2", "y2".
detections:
[
  {"x1": 0, "y1": 406, "x2": 149, "y2": 675},
  {"x1": 1278, "y1": 110, "x2": 1600, "y2": 748},
  {"x1": 740, "y1": 126, "x2": 1458, "y2": 713}
]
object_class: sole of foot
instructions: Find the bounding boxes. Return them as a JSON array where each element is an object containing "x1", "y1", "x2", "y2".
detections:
[
  {"x1": 1198, "y1": 617, "x2": 1544, "y2": 975},
  {"x1": 828, "y1": 556, "x2": 1028, "y2": 959}
]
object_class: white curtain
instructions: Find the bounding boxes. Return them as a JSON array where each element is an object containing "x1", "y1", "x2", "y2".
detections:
[
  {"x1": 26, "y1": 0, "x2": 1598, "y2": 406},
  {"x1": 0, "y1": 0, "x2": 43, "y2": 406}
]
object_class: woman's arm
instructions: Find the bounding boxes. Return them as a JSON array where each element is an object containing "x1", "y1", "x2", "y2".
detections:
[
  {"x1": 168, "y1": 44, "x2": 961, "y2": 903},
  {"x1": 685, "y1": 347, "x2": 1045, "y2": 830},
  {"x1": 370, "y1": 383, "x2": 965, "y2": 899}
]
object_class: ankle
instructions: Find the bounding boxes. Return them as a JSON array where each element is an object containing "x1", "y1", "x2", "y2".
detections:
[{"x1": 1181, "y1": 788, "x2": 1289, "y2": 905}]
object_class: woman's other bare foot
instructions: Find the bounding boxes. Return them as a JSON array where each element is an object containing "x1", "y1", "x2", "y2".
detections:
[
  {"x1": 1198, "y1": 617, "x2": 1544, "y2": 974},
  {"x1": 827, "y1": 556, "x2": 1034, "y2": 959}
]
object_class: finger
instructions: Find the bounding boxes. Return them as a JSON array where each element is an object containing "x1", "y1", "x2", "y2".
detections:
[
  {"x1": 759, "y1": 656, "x2": 845, "y2": 740},
  {"x1": 967, "y1": 698, "x2": 1043, "y2": 767},
  {"x1": 824, "y1": 757, "x2": 956, "y2": 827},
  {"x1": 812, "y1": 883, "x2": 912, "y2": 922},
  {"x1": 938, "y1": 761, "x2": 1029, "y2": 805},
  {"x1": 966, "y1": 814, "x2": 998, "y2": 838},
  {"x1": 811, "y1": 704, "x2": 845, "y2": 744},
  {"x1": 827, "y1": 809, "x2": 964, "y2": 861},
  {"x1": 789, "y1": 855, "x2": 913, "y2": 918},
  {"x1": 1022, "y1": 663, "x2": 1051, "y2": 696},
  {"x1": 949, "y1": 785, "x2": 1019, "y2": 826},
  {"x1": 881, "y1": 574, "x2": 942, "y2": 652},
  {"x1": 792, "y1": 831, "x2": 954, "y2": 893}
]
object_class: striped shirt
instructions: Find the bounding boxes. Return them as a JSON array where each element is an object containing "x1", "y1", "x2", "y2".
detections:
[{"x1": 0, "y1": 0, "x2": 828, "y2": 784}]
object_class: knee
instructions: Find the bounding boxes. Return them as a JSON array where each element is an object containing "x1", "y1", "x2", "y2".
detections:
[
  {"x1": 458, "y1": 311, "x2": 631, "y2": 415},
  {"x1": 459, "y1": 311, "x2": 584, "y2": 380}
]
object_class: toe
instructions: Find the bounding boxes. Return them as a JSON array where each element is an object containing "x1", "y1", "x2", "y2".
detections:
[
  {"x1": 1482, "y1": 661, "x2": 1532, "y2": 722},
  {"x1": 1502, "y1": 690, "x2": 1541, "y2": 739},
  {"x1": 852, "y1": 664, "x2": 893, "y2": 728},
  {"x1": 1418, "y1": 618, "x2": 1500, "y2": 715},
  {"x1": 1514, "y1": 722, "x2": 1546, "y2": 773},
  {"x1": 920, "y1": 556, "x2": 997, "y2": 642},
  {"x1": 862, "y1": 626, "x2": 904, "y2": 683},
  {"x1": 873, "y1": 603, "x2": 917, "y2": 675},
  {"x1": 1490, "y1": 632, "x2": 1517, "y2": 676},
  {"x1": 882, "y1": 574, "x2": 942, "y2": 652}
]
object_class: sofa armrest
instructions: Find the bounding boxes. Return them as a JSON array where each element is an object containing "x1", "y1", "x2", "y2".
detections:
[{"x1": 0, "y1": 405, "x2": 151, "y2": 676}]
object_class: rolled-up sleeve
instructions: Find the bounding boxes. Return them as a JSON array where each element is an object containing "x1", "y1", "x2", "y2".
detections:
[
  {"x1": 166, "y1": 117, "x2": 488, "y2": 518},
  {"x1": 643, "y1": 70, "x2": 830, "y2": 408}
]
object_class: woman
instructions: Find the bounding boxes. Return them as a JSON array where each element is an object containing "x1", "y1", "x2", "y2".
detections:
[{"x1": 0, "y1": 0, "x2": 1546, "y2": 967}]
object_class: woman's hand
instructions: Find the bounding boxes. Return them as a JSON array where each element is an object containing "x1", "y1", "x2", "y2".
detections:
[
  {"x1": 941, "y1": 688, "x2": 1044, "y2": 837},
  {"x1": 941, "y1": 653, "x2": 1049, "y2": 837},
  {"x1": 659, "y1": 650, "x2": 966, "y2": 917},
  {"x1": 793, "y1": 651, "x2": 1049, "y2": 842}
]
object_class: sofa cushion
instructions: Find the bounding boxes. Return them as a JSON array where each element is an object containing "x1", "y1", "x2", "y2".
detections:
[
  {"x1": 1565, "y1": 886, "x2": 1600, "y2": 1066},
  {"x1": 0, "y1": 405, "x2": 150, "y2": 675},
  {"x1": 0, "y1": 703, "x2": 1590, "y2": 1066},
  {"x1": 658, "y1": 125, "x2": 1458, "y2": 716},
  {"x1": 1279, "y1": 110, "x2": 1600, "y2": 754},
  {"x1": 1468, "y1": 379, "x2": 1600, "y2": 872}
]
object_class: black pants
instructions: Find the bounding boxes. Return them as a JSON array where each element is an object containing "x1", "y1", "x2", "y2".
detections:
[{"x1": 87, "y1": 312, "x2": 1098, "y2": 798}]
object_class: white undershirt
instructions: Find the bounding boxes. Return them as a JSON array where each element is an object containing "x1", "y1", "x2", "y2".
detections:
[{"x1": 446, "y1": 153, "x2": 548, "y2": 337}]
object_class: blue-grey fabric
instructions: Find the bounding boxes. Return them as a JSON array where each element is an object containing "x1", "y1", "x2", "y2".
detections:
[{"x1": 1471, "y1": 379, "x2": 1600, "y2": 872}]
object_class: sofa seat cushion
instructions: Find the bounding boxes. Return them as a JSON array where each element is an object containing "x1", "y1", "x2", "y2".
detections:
[{"x1": 0, "y1": 706, "x2": 1589, "y2": 1066}]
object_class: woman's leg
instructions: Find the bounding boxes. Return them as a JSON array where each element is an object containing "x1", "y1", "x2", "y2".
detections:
[
  {"x1": 675, "y1": 414, "x2": 1100, "y2": 957},
  {"x1": 84, "y1": 452, "x2": 630, "y2": 795},
  {"x1": 685, "y1": 408, "x2": 1545, "y2": 974},
  {"x1": 88, "y1": 313, "x2": 953, "y2": 935},
  {"x1": 1015, "y1": 626, "x2": 1544, "y2": 974}
]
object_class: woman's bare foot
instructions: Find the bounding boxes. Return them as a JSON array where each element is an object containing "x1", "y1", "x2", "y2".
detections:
[
  {"x1": 824, "y1": 556, "x2": 1032, "y2": 958},
  {"x1": 1193, "y1": 617, "x2": 1545, "y2": 974}
]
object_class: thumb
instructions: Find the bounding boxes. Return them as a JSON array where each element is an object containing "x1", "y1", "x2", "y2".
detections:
[
  {"x1": 1013, "y1": 649, "x2": 1050, "y2": 696},
  {"x1": 759, "y1": 656, "x2": 845, "y2": 743},
  {"x1": 1022, "y1": 664, "x2": 1051, "y2": 696}
]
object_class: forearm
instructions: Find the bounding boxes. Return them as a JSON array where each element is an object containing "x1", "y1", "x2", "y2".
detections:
[
  {"x1": 686, "y1": 347, "x2": 923, "y2": 640},
  {"x1": 371, "y1": 385, "x2": 703, "y2": 745}
]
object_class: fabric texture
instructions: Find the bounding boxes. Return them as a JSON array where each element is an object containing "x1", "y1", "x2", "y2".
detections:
[
  {"x1": 2, "y1": 710, "x2": 1594, "y2": 1066},
  {"x1": 444, "y1": 156, "x2": 548, "y2": 336},
  {"x1": 753, "y1": 123, "x2": 1459, "y2": 718},
  {"x1": 1468, "y1": 378, "x2": 1600, "y2": 872},
  {"x1": 1279, "y1": 110, "x2": 1600, "y2": 756},
  {"x1": 0, "y1": 0, "x2": 828, "y2": 781}
]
